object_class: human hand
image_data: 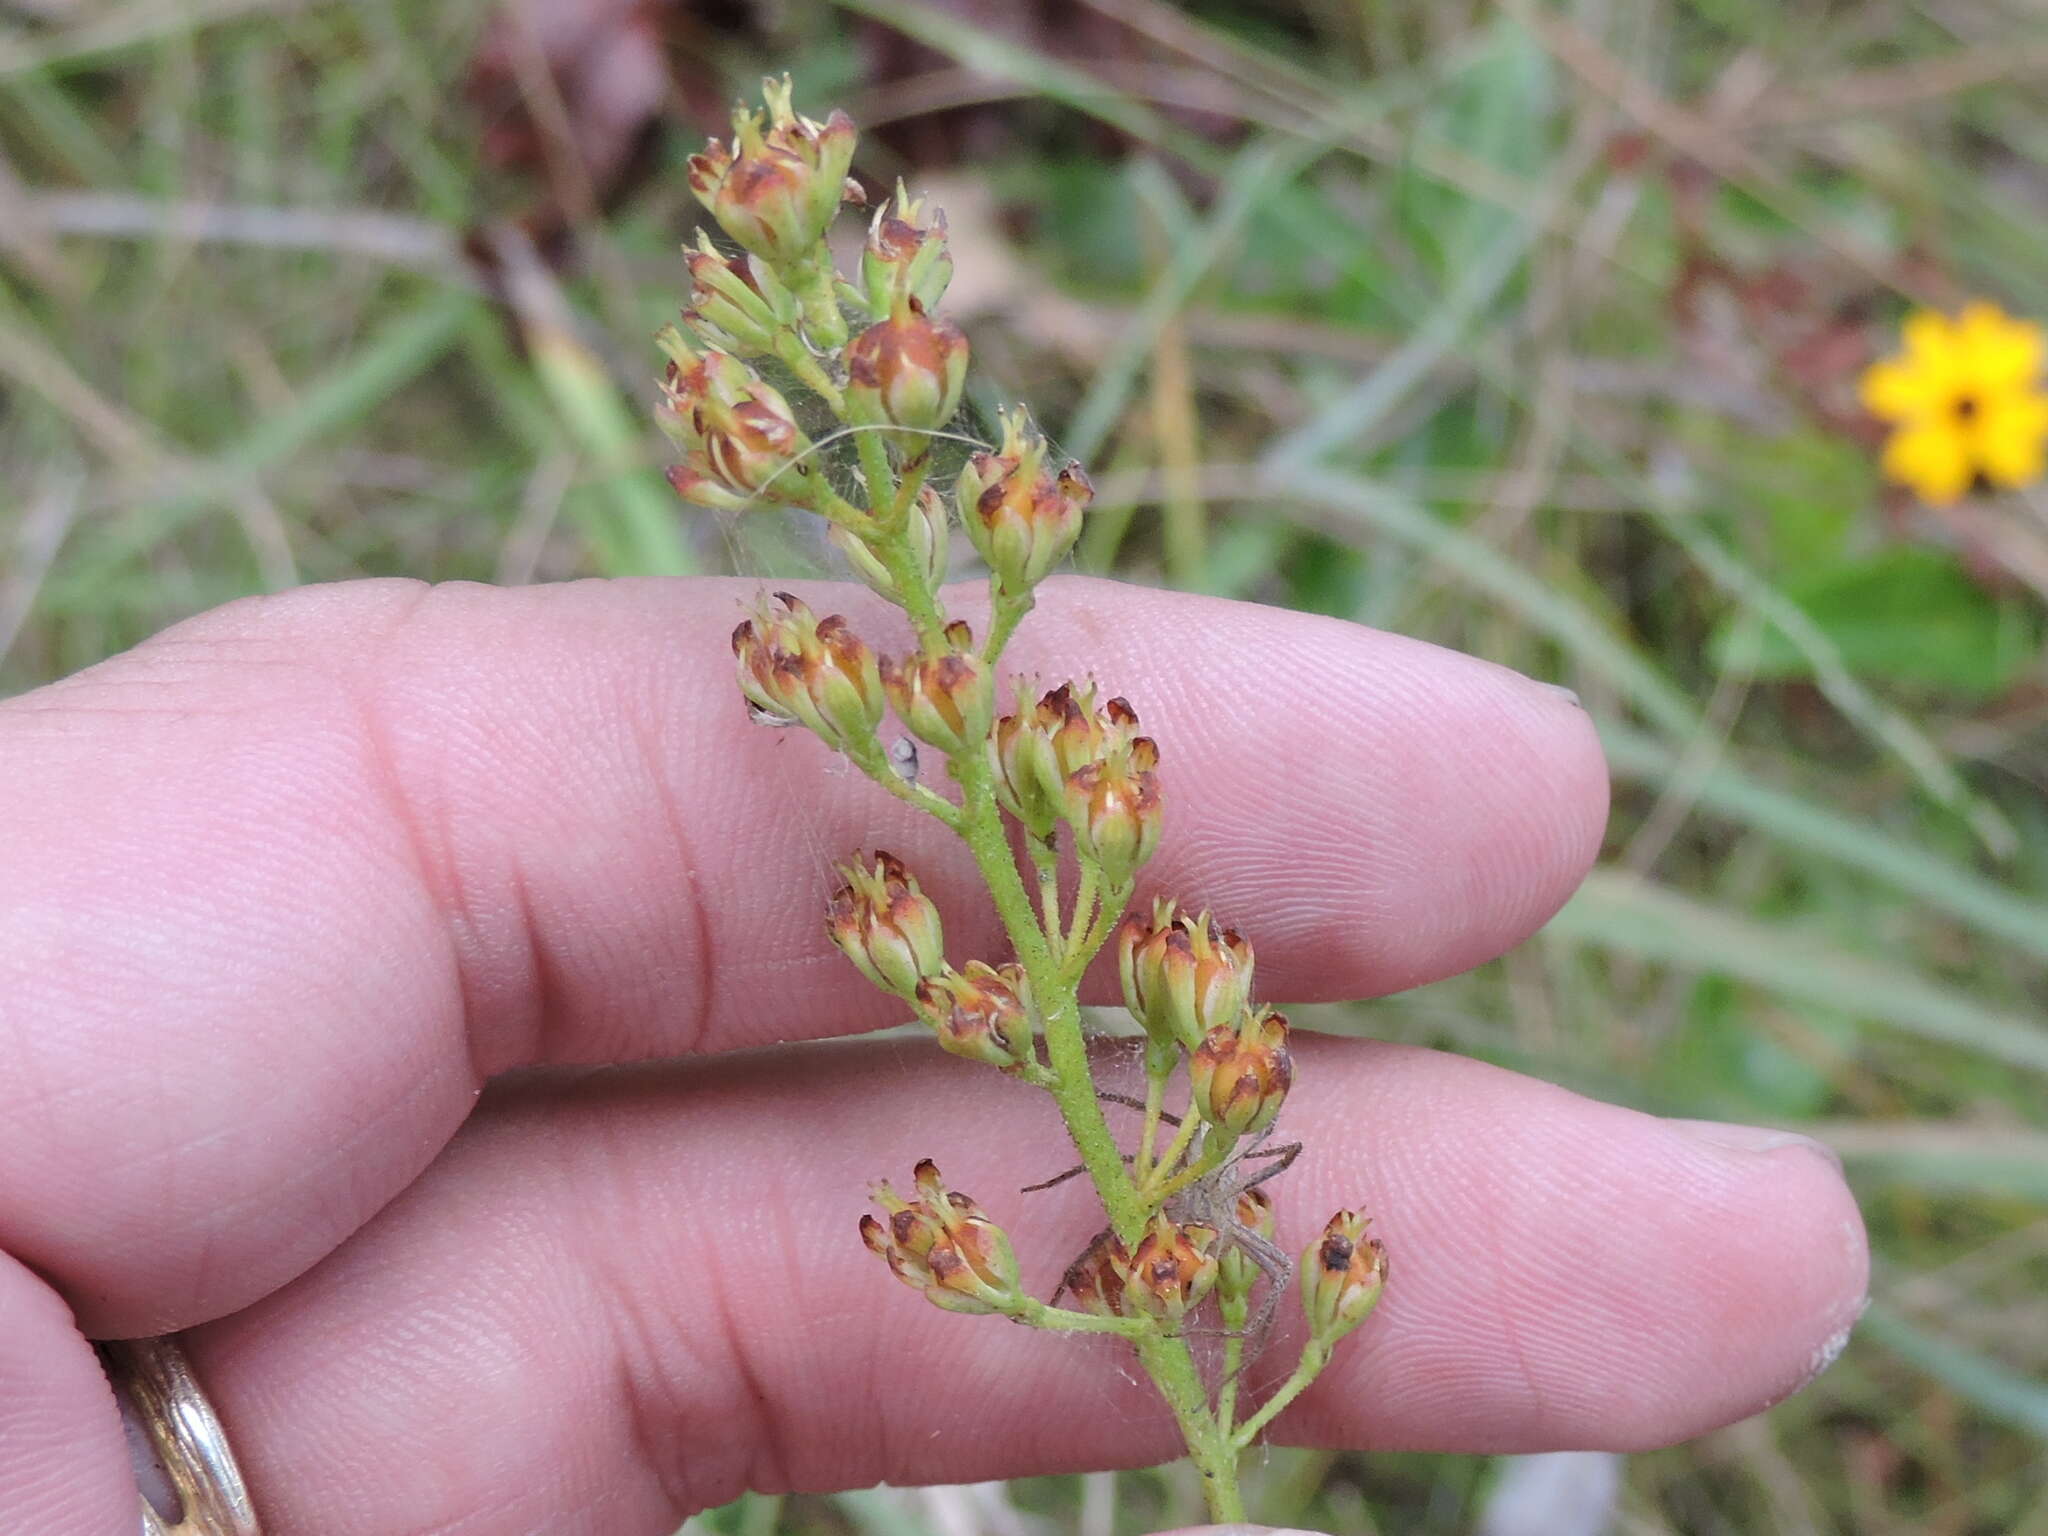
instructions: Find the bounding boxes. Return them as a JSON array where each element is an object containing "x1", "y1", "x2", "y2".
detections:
[{"x1": 0, "y1": 576, "x2": 1866, "y2": 1535}]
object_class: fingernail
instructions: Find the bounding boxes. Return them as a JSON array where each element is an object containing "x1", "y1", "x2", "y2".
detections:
[
  {"x1": 1540, "y1": 681, "x2": 1583, "y2": 708},
  {"x1": 1669, "y1": 1118, "x2": 1842, "y2": 1170}
]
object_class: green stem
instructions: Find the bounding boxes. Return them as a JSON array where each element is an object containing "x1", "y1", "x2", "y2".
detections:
[
  {"x1": 869, "y1": 502, "x2": 1244, "y2": 1524},
  {"x1": 1137, "y1": 1337, "x2": 1245, "y2": 1523},
  {"x1": 1216, "y1": 1291, "x2": 1249, "y2": 1435},
  {"x1": 981, "y1": 584, "x2": 1033, "y2": 669},
  {"x1": 773, "y1": 334, "x2": 845, "y2": 414},
  {"x1": 1062, "y1": 862, "x2": 1101, "y2": 958},
  {"x1": 844, "y1": 737, "x2": 962, "y2": 829},
  {"x1": 1062, "y1": 879, "x2": 1130, "y2": 988},
  {"x1": 1145, "y1": 1134, "x2": 1234, "y2": 1206},
  {"x1": 1232, "y1": 1340, "x2": 1330, "y2": 1451},
  {"x1": 1009, "y1": 1298, "x2": 1150, "y2": 1337},
  {"x1": 855, "y1": 427, "x2": 897, "y2": 525},
  {"x1": 1144, "y1": 1111, "x2": 1203, "y2": 1203},
  {"x1": 891, "y1": 450, "x2": 932, "y2": 529},
  {"x1": 1135, "y1": 1072, "x2": 1166, "y2": 1183},
  {"x1": 1030, "y1": 838, "x2": 1062, "y2": 943},
  {"x1": 873, "y1": 528, "x2": 949, "y2": 652},
  {"x1": 809, "y1": 482, "x2": 879, "y2": 537}
]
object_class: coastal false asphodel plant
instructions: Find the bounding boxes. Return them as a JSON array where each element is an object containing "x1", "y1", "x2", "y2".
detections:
[{"x1": 659, "y1": 79, "x2": 1386, "y2": 1522}]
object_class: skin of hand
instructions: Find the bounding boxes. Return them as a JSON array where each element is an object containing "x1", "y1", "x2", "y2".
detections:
[{"x1": 0, "y1": 576, "x2": 1867, "y2": 1536}]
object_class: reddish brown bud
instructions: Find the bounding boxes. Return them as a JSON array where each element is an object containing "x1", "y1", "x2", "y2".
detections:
[
  {"x1": 1301, "y1": 1209, "x2": 1386, "y2": 1344},
  {"x1": 955, "y1": 407, "x2": 1091, "y2": 593},
  {"x1": 883, "y1": 640, "x2": 993, "y2": 756},
  {"x1": 865, "y1": 1161, "x2": 1021, "y2": 1315},
  {"x1": 1121, "y1": 1215, "x2": 1220, "y2": 1326},
  {"x1": 688, "y1": 77, "x2": 857, "y2": 264},
  {"x1": 1116, "y1": 900, "x2": 1255, "y2": 1054},
  {"x1": 730, "y1": 593, "x2": 883, "y2": 750},
  {"x1": 992, "y1": 682, "x2": 1141, "y2": 839},
  {"x1": 914, "y1": 961, "x2": 1038, "y2": 1076},
  {"x1": 846, "y1": 296, "x2": 969, "y2": 434},
  {"x1": 656, "y1": 330, "x2": 813, "y2": 505},
  {"x1": 828, "y1": 851, "x2": 945, "y2": 999},
  {"x1": 1061, "y1": 735, "x2": 1162, "y2": 887},
  {"x1": 1060, "y1": 1231, "x2": 1133, "y2": 1318},
  {"x1": 1189, "y1": 1007, "x2": 1292, "y2": 1138},
  {"x1": 862, "y1": 184, "x2": 954, "y2": 314}
]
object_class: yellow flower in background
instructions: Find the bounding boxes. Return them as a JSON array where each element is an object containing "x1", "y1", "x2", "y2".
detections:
[{"x1": 1860, "y1": 302, "x2": 2048, "y2": 506}]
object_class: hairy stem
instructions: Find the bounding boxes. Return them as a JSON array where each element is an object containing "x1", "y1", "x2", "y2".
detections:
[{"x1": 1231, "y1": 1340, "x2": 1329, "y2": 1451}]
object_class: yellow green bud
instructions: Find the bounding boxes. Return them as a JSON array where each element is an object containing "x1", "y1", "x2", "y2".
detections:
[
  {"x1": 862, "y1": 184, "x2": 954, "y2": 315},
  {"x1": 730, "y1": 593, "x2": 883, "y2": 750},
  {"x1": 1116, "y1": 900, "x2": 1255, "y2": 1054},
  {"x1": 827, "y1": 851, "x2": 945, "y2": 1000},
  {"x1": 883, "y1": 626, "x2": 994, "y2": 755},
  {"x1": 1301, "y1": 1209, "x2": 1387, "y2": 1345},
  {"x1": 956, "y1": 407, "x2": 1091, "y2": 594},
  {"x1": 1189, "y1": 1007, "x2": 1293, "y2": 1138}
]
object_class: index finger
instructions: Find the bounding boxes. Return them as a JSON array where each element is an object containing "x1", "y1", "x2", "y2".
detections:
[{"x1": 0, "y1": 574, "x2": 1604, "y2": 1333}]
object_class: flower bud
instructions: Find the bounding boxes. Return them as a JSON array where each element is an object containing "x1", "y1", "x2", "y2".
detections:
[
  {"x1": 1121, "y1": 1215, "x2": 1220, "y2": 1326},
  {"x1": 863, "y1": 1160, "x2": 1021, "y2": 1315},
  {"x1": 862, "y1": 185, "x2": 954, "y2": 315},
  {"x1": 1060, "y1": 1231, "x2": 1132, "y2": 1318},
  {"x1": 830, "y1": 484, "x2": 950, "y2": 600},
  {"x1": 1117, "y1": 900, "x2": 1255, "y2": 1055},
  {"x1": 883, "y1": 627, "x2": 994, "y2": 755},
  {"x1": 846, "y1": 295, "x2": 970, "y2": 435},
  {"x1": 731, "y1": 593, "x2": 884, "y2": 751},
  {"x1": 955, "y1": 408, "x2": 1092, "y2": 593},
  {"x1": 992, "y1": 683, "x2": 1140, "y2": 839},
  {"x1": 680, "y1": 232, "x2": 798, "y2": 356},
  {"x1": 1217, "y1": 1187, "x2": 1275, "y2": 1301},
  {"x1": 687, "y1": 76, "x2": 857, "y2": 265},
  {"x1": 1189, "y1": 1007, "x2": 1293, "y2": 1138},
  {"x1": 915, "y1": 960, "x2": 1037, "y2": 1076},
  {"x1": 657, "y1": 331, "x2": 815, "y2": 505},
  {"x1": 1301, "y1": 1210, "x2": 1387, "y2": 1345},
  {"x1": 1061, "y1": 735, "x2": 1162, "y2": 887},
  {"x1": 827, "y1": 851, "x2": 945, "y2": 1000}
]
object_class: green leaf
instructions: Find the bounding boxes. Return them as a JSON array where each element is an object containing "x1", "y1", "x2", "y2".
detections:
[{"x1": 1712, "y1": 545, "x2": 2036, "y2": 697}]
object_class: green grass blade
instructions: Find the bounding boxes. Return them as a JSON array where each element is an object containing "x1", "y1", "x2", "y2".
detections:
[
  {"x1": 1861, "y1": 1303, "x2": 2048, "y2": 1439},
  {"x1": 1547, "y1": 871, "x2": 2048, "y2": 1077},
  {"x1": 48, "y1": 286, "x2": 479, "y2": 606},
  {"x1": 1261, "y1": 206, "x2": 1549, "y2": 471},
  {"x1": 1273, "y1": 466, "x2": 1698, "y2": 736},
  {"x1": 1601, "y1": 723, "x2": 2048, "y2": 966},
  {"x1": 1062, "y1": 134, "x2": 1314, "y2": 468}
]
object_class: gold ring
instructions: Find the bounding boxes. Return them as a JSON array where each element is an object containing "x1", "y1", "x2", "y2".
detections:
[{"x1": 101, "y1": 1336, "x2": 261, "y2": 1536}]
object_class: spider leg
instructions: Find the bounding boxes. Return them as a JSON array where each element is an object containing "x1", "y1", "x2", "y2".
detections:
[
  {"x1": 1095, "y1": 1089, "x2": 1182, "y2": 1126},
  {"x1": 1020, "y1": 1163, "x2": 1089, "y2": 1193},
  {"x1": 1235, "y1": 1139, "x2": 1302, "y2": 1194},
  {"x1": 1020, "y1": 1149, "x2": 1139, "y2": 1194}
]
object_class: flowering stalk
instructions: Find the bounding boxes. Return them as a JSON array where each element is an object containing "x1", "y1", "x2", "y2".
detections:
[{"x1": 661, "y1": 80, "x2": 1386, "y2": 1523}]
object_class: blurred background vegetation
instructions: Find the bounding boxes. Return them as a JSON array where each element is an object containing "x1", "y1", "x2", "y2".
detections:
[{"x1": 3, "y1": 0, "x2": 2047, "y2": 1532}]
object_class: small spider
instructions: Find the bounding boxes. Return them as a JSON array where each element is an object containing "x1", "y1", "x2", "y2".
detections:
[{"x1": 1033, "y1": 1095, "x2": 1301, "y2": 1369}]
